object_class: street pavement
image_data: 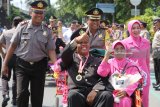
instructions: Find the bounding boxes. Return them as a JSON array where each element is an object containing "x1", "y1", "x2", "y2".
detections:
[{"x1": 0, "y1": 58, "x2": 160, "y2": 107}]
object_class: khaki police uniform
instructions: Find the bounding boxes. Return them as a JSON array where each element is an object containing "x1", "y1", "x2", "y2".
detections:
[
  {"x1": 0, "y1": 16, "x2": 23, "y2": 106},
  {"x1": 152, "y1": 28, "x2": 160, "y2": 86},
  {"x1": 9, "y1": 1, "x2": 56, "y2": 107},
  {"x1": 70, "y1": 27, "x2": 110, "y2": 50},
  {"x1": 89, "y1": 28, "x2": 107, "y2": 49},
  {"x1": 11, "y1": 20, "x2": 55, "y2": 62},
  {"x1": 0, "y1": 28, "x2": 17, "y2": 104},
  {"x1": 11, "y1": 19, "x2": 56, "y2": 107},
  {"x1": 84, "y1": 8, "x2": 111, "y2": 49}
]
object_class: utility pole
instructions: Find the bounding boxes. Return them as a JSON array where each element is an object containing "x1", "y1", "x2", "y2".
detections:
[
  {"x1": 7, "y1": 0, "x2": 10, "y2": 16},
  {"x1": 0, "y1": 0, "x2": 2, "y2": 8}
]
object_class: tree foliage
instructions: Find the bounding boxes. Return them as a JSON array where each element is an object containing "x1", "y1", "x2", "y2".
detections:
[
  {"x1": 17, "y1": 0, "x2": 160, "y2": 25},
  {"x1": 54, "y1": 0, "x2": 160, "y2": 24}
]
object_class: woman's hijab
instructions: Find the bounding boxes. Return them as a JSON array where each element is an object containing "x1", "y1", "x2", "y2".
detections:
[
  {"x1": 111, "y1": 40, "x2": 127, "y2": 69},
  {"x1": 127, "y1": 20, "x2": 141, "y2": 45}
]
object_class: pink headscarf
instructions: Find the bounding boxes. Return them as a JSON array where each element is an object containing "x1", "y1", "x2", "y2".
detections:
[
  {"x1": 127, "y1": 20, "x2": 141, "y2": 44},
  {"x1": 112, "y1": 40, "x2": 126, "y2": 50},
  {"x1": 111, "y1": 41, "x2": 127, "y2": 68}
]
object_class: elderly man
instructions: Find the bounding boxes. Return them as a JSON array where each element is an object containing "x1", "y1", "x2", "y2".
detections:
[{"x1": 54, "y1": 28, "x2": 114, "y2": 107}]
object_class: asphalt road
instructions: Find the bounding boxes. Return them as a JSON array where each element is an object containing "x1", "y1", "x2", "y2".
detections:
[{"x1": 0, "y1": 59, "x2": 160, "y2": 107}]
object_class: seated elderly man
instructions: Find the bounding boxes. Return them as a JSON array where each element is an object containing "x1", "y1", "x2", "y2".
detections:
[{"x1": 54, "y1": 28, "x2": 114, "y2": 107}]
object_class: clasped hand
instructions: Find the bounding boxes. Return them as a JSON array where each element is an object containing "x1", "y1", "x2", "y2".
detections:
[
  {"x1": 86, "y1": 90, "x2": 98, "y2": 106},
  {"x1": 75, "y1": 30, "x2": 89, "y2": 44}
]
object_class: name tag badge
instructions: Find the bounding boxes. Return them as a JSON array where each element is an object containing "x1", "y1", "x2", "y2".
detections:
[
  {"x1": 116, "y1": 80, "x2": 124, "y2": 85},
  {"x1": 43, "y1": 31, "x2": 47, "y2": 37},
  {"x1": 22, "y1": 32, "x2": 28, "y2": 35}
]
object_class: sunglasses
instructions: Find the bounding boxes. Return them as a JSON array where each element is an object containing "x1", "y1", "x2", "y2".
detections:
[{"x1": 33, "y1": 10, "x2": 45, "y2": 14}]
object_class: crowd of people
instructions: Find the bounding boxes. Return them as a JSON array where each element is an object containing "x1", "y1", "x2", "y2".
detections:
[{"x1": 0, "y1": 0, "x2": 160, "y2": 107}]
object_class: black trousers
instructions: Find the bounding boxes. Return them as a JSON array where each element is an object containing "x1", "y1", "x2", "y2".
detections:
[
  {"x1": 68, "y1": 88, "x2": 114, "y2": 107},
  {"x1": 153, "y1": 58, "x2": 160, "y2": 84},
  {"x1": 1, "y1": 54, "x2": 17, "y2": 99},
  {"x1": 15, "y1": 57, "x2": 47, "y2": 107}
]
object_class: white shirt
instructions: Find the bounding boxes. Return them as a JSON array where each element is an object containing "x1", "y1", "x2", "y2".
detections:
[{"x1": 63, "y1": 28, "x2": 74, "y2": 44}]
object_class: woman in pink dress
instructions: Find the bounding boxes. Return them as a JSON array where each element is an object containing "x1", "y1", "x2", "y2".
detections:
[
  {"x1": 122, "y1": 20, "x2": 150, "y2": 107},
  {"x1": 97, "y1": 40, "x2": 142, "y2": 107}
]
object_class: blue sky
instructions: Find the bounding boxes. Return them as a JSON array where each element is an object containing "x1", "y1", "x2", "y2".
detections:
[{"x1": 11, "y1": 0, "x2": 57, "y2": 10}]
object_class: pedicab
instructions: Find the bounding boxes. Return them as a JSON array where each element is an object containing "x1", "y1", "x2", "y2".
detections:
[
  {"x1": 50, "y1": 48, "x2": 144, "y2": 107},
  {"x1": 50, "y1": 60, "x2": 68, "y2": 107}
]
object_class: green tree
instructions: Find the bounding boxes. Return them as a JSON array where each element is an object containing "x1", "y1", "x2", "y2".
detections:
[{"x1": 55, "y1": 0, "x2": 160, "y2": 24}]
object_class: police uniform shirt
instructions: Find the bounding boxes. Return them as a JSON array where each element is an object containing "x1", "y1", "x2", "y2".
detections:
[
  {"x1": 152, "y1": 30, "x2": 160, "y2": 58},
  {"x1": 88, "y1": 28, "x2": 106, "y2": 49},
  {"x1": 0, "y1": 28, "x2": 17, "y2": 54},
  {"x1": 70, "y1": 28, "x2": 106, "y2": 49},
  {"x1": 0, "y1": 28, "x2": 15, "y2": 50},
  {"x1": 10, "y1": 20, "x2": 56, "y2": 62},
  {"x1": 152, "y1": 30, "x2": 160, "y2": 49}
]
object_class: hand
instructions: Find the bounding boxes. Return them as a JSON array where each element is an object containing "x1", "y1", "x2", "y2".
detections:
[
  {"x1": 1, "y1": 64, "x2": 9, "y2": 77},
  {"x1": 115, "y1": 90, "x2": 127, "y2": 98},
  {"x1": 75, "y1": 29, "x2": 89, "y2": 44},
  {"x1": 52, "y1": 59, "x2": 62, "y2": 72},
  {"x1": 2, "y1": 53, "x2": 6, "y2": 60},
  {"x1": 105, "y1": 41, "x2": 113, "y2": 54},
  {"x1": 52, "y1": 64, "x2": 61, "y2": 72},
  {"x1": 86, "y1": 90, "x2": 98, "y2": 106}
]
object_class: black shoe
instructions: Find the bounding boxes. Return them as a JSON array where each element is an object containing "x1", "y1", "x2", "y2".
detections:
[
  {"x1": 11, "y1": 99, "x2": 17, "y2": 105},
  {"x1": 153, "y1": 84, "x2": 160, "y2": 88},
  {"x1": 2, "y1": 95, "x2": 10, "y2": 107},
  {"x1": 155, "y1": 85, "x2": 160, "y2": 91},
  {"x1": 152, "y1": 83, "x2": 158, "y2": 87}
]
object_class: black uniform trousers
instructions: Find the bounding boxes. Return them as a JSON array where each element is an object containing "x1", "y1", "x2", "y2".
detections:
[
  {"x1": 15, "y1": 57, "x2": 47, "y2": 107},
  {"x1": 153, "y1": 58, "x2": 160, "y2": 84},
  {"x1": 68, "y1": 88, "x2": 114, "y2": 107},
  {"x1": 2, "y1": 54, "x2": 17, "y2": 99}
]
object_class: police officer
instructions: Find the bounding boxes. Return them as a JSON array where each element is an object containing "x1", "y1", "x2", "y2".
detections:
[
  {"x1": 51, "y1": 28, "x2": 66, "y2": 58},
  {"x1": 48, "y1": 15, "x2": 57, "y2": 30},
  {"x1": 55, "y1": 28, "x2": 114, "y2": 107},
  {"x1": 152, "y1": 18, "x2": 160, "y2": 90},
  {"x1": 0, "y1": 16, "x2": 23, "y2": 107},
  {"x1": 74, "y1": 8, "x2": 110, "y2": 49},
  {"x1": 1, "y1": 1, "x2": 57, "y2": 107}
]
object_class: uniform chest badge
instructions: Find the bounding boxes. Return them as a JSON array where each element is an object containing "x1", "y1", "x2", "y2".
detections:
[
  {"x1": 43, "y1": 31, "x2": 47, "y2": 37},
  {"x1": 98, "y1": 34, "x2": 102, "y2": 38}
]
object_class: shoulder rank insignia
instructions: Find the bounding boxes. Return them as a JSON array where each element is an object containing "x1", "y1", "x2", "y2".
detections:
[
  {"x1": 79, "y1": 29, "x2": 85, "y2": 35},
  {"x1": 93, "y1": 9, "x2": 99, "y2": 15}
]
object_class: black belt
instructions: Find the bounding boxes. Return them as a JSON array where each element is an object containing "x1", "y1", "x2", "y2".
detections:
[{"x1": 17, "y1": 57, "x2": 47, "y2": 66}]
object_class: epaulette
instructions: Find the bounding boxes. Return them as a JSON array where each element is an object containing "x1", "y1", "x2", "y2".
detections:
[
  {"x1": 19, "y1": 20, "x2": 29, "y2": 26},
  {"x1": 100, "y1": 27, "x2": 108, "y2": 30}
]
